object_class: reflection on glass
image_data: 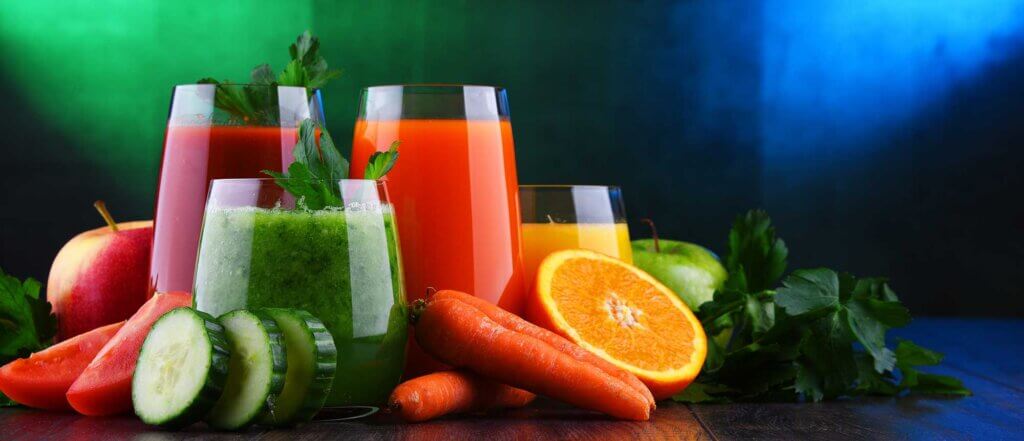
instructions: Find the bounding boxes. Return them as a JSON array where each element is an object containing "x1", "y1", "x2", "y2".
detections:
[{"x1": 520, "y1": 185, "x2": 632, "y2": 286}]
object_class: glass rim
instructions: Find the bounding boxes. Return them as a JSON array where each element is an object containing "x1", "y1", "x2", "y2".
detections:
[
  {"x1": 175, "y1": 84, "x2": 320, "y2": 91},
  {"x1": 362, "y1": 83, "x2": 506, "y2": 92},
  {"x1": 210, "y1": 178, "x2": 383, "y2": 185}
]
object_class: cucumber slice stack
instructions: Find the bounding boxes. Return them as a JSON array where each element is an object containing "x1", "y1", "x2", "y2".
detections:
[
  {"x1": 132, "y1": 307, "x2": 230, "y2": 428},
  {"x1": 205, "y1": 310, "x2": 288, "y2": 430},
  {"x1": 258, "y1": 308, "x2": 338, "y2": 426},
  {"x1": 132, "y1": 307, "x2": 339, "y2": 430}
]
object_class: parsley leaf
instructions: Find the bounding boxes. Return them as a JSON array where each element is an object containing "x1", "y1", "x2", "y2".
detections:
[
  {"x1": 198, "y1": 30, "x2": 341, "y2": 125},
  {"x1": 0, "y1": 267, "x2": 56, "y2": 363},
  {"x1": 279, "y1": 31, "x2": 342, "y2": 89},
  {"x1": 685, "y1": 210, "x2": 969, "y2": 403},
  {"x1": 795, "y1": 312, "x2": 857, "y2": 401},
  {"x1": 775, "y1": 269, "x2": 840, "y2": 316},
  {"x1": 264, "y1": 119, "x2": 399, "y2": 209},
  {"x1": 895, "y1": 340, "x2": 971, "y2": 396},
  {"x1": 250, "y1": 64, "x2": 277, "y2": 85},
  {"x1": 263, "y1": 119, "x2": 346, "y2": 210},
  {"x1": 314, "y1": 124, "x2": 348, "y2": 182},
  {"x1": 845, "y1": 298, "x2": 899, "y2": 372},
  {"x1": 0, "y1": 267, "x2": 56, "y2": 407},
  {"x1": 853, "y1": 352, "x2": 900, "y2": 396},
  {"x1": 724, "y1": 210, "x2": 788, "y2": 292},
  {"x1": 774, "y1": 269, "x2": 902, "y2": 374},
  {"x1": 364, "y1": 141, "x2": 400, "y2": 180},
  {"x1": 197, "y1": 78, "x2": 272, "y2": 125}
]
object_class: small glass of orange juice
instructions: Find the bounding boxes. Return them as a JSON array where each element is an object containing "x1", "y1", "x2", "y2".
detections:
[{"x1": 519, "y1": 185, "x2": 632, "y2": 288}]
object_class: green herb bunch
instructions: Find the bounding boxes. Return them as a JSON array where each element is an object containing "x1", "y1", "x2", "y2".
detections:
[
  {"x1": 0, "y1": 267, "x2": 57, "y2": 406},
  {"x1": 198, "y1": 31, "x2": 341, "y2": 125},
  {"x1": 263, "y1": 119, "x2": 398, "y2": 210},
  {"x1": 675, "y1": 210, "x2": 971, "y2": 403}
]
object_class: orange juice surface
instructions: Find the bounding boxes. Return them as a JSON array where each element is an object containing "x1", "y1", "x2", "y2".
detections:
[
  {"x1": 521, "y1": 222, "x2": 633, "y2": 288},
  {"x1": 351, "y1": 119, "x2": 525, "y2": 312}
]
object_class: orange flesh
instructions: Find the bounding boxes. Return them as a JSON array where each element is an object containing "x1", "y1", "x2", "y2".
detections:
[{"x1": 547, "y1": 256, "x2": 697, "y2": 373}]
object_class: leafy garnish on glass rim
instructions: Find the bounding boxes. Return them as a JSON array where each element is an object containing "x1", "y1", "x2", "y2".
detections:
[
  {"x1": 263, "y1": 119, "x2": 399, "y2": 210},
  {"x1": 364, "y1": 141, "x2": 400, "y2": 180},
  {"x1": 198, "y1": 30, "x2": 341, "y2": 125},
  {"x1": 276, "y1": 31, "x2": 342, "y2": 89},
  {"x1": 262, "y1": 119, "x2": 346, "y2": 210}
]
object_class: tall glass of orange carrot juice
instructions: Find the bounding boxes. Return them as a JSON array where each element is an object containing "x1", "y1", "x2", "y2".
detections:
[
  {"x1": 351, "y1": 85, "x2": 525, "y2": 377},
  {"x1": 519, "y1": 185, "x2": 633, "y2": 289}
]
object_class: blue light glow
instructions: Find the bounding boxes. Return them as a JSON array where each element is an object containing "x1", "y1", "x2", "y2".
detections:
[{"x1": 760, "y1": 0, "x2": 1024, "y2": 159}]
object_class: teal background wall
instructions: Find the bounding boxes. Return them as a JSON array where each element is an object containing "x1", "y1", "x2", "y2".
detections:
[{"x1": 1, "y1": 0, "x2": 1022, "y2": 316}]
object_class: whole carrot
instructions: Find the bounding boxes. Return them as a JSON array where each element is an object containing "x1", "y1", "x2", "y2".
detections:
[
  {"x1": 432, "y1": 290, "x2": 656, "y2": 409},
  {"x1": 388, "y1": 370, "x2": 536, "y2": 422},
  {"x1": 414, "y1": 297, "x2": 651, "y2": 421}
]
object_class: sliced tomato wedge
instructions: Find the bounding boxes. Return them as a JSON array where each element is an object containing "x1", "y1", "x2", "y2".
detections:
[
  {"x1": 0, "y1": 321, "x2": 124, "y2": 411},
  {"x1": 66, "y1": 291, "x2": 192, "y2": 416}
]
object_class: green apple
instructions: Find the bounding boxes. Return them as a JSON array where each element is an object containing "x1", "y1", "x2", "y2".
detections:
[{"x1": 632, "y1": 238, "x2": 727, "y2": 311}]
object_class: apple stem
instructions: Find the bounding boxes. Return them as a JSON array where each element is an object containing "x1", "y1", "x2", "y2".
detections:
[
  {"x1": 641, "y1": 218, "x2": 660, "y2": 253},
  {"x1": 93, "y1": 200, "x2": 119, "y2": 232}
]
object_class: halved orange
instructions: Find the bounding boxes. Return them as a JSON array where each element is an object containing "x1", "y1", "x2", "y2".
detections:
[{"x1": 526, "y1": 249, "x2": 707, "y2": 400}]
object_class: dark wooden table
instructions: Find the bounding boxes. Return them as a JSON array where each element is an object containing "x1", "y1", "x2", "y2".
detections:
[{"x1": 2, "y1": 318, "x2": 1021, "y2": 440}]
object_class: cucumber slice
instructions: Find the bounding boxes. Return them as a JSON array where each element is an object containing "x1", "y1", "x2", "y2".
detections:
[
  {"x1": 205, "y1": 310, "x2": 287, "y2": 430},
  {"x1": 257, "y1": 308, "x2": 337, "y2": 426},
  {"x1": 132, "y1": 307, "x2": 230, "y2": 428}
]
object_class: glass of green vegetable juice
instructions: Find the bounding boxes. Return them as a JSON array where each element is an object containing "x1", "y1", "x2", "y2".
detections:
[{"x1": 192, "y1": 178, "x2": 406, "y2": 407}]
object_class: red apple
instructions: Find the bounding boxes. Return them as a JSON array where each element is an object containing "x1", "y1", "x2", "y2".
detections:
[{"x1": 47, "y1": 201, "x2": 153, "y2": 341}]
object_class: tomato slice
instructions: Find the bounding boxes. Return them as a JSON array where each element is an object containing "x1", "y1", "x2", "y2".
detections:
[
  {"x1": 66, "y1": 291, "x2": 192, "y2": 416},
  {"x1": 0, "y1": 321, "x2": 124, "y2": 410}
]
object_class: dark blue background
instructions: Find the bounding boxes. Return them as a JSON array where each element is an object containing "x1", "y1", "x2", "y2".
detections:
[{"x1": 1, "y1": 0, "x2": 1021, "y2": 316}]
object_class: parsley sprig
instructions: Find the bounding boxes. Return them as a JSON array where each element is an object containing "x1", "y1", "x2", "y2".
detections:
[
  {"x1": 364, "y1": 141, "x2": 400, "y2": 180},
  {"x1": 675, "y1": 210, "x2": 970, "y2": 403},
  {"x1": 198, "y1": 31, "x2": 341, "y2": 126},
  {"x1": 275, "y1": 31, "x2": 342, "y2": 89},
  {"x1": 0, "y1": 267, "x2": 57, "y2": 406},
  {"x1": 263, "y1": 119, "x2": 347, "y2": 210},
  {"x1": 263, "y1": 119, "x2": 399, "y2": 210}
]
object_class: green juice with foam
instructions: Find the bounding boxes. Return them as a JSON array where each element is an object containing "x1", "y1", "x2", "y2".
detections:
[{"x1": 193, "y1": 205, "x2": 406, "y2": 406}]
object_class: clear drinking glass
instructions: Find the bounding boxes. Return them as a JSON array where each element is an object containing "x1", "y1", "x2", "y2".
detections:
[
  {"x1": 150, "y1": 84, "x2": 324, "y2": 295},
  {"x1": 519, "y1": 185, "x2": 633, "y2": 286},
  {"x1": 350, "y1": 84, "x2": 524, "y2": 377},
  {"x1": 192, "y1": 178, "x2": 405, "y2": 407}
]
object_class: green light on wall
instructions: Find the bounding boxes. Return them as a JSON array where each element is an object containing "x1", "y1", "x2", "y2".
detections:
[{"x1": 0, "y1": 0, "x2": 315, "y2": 201}]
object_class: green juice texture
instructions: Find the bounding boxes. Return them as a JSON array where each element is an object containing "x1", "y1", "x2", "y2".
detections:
[{"x1": 193, "y1": 206, "x2": 407, "y2": 406}]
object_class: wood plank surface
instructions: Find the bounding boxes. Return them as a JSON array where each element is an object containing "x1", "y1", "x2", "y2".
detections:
[
  {"x1": 690, "y1": 372, "x2": 1023, "y2": 440},
  {"x1": 0, "y1": 319, "x2": 1021, "y2": 440},
  {"x1": 0, "y1": 399, "x2": 711, "y2": 441},
  {"x1": 689, "y1": 318, "x2": 1024, "y2": 440}
]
